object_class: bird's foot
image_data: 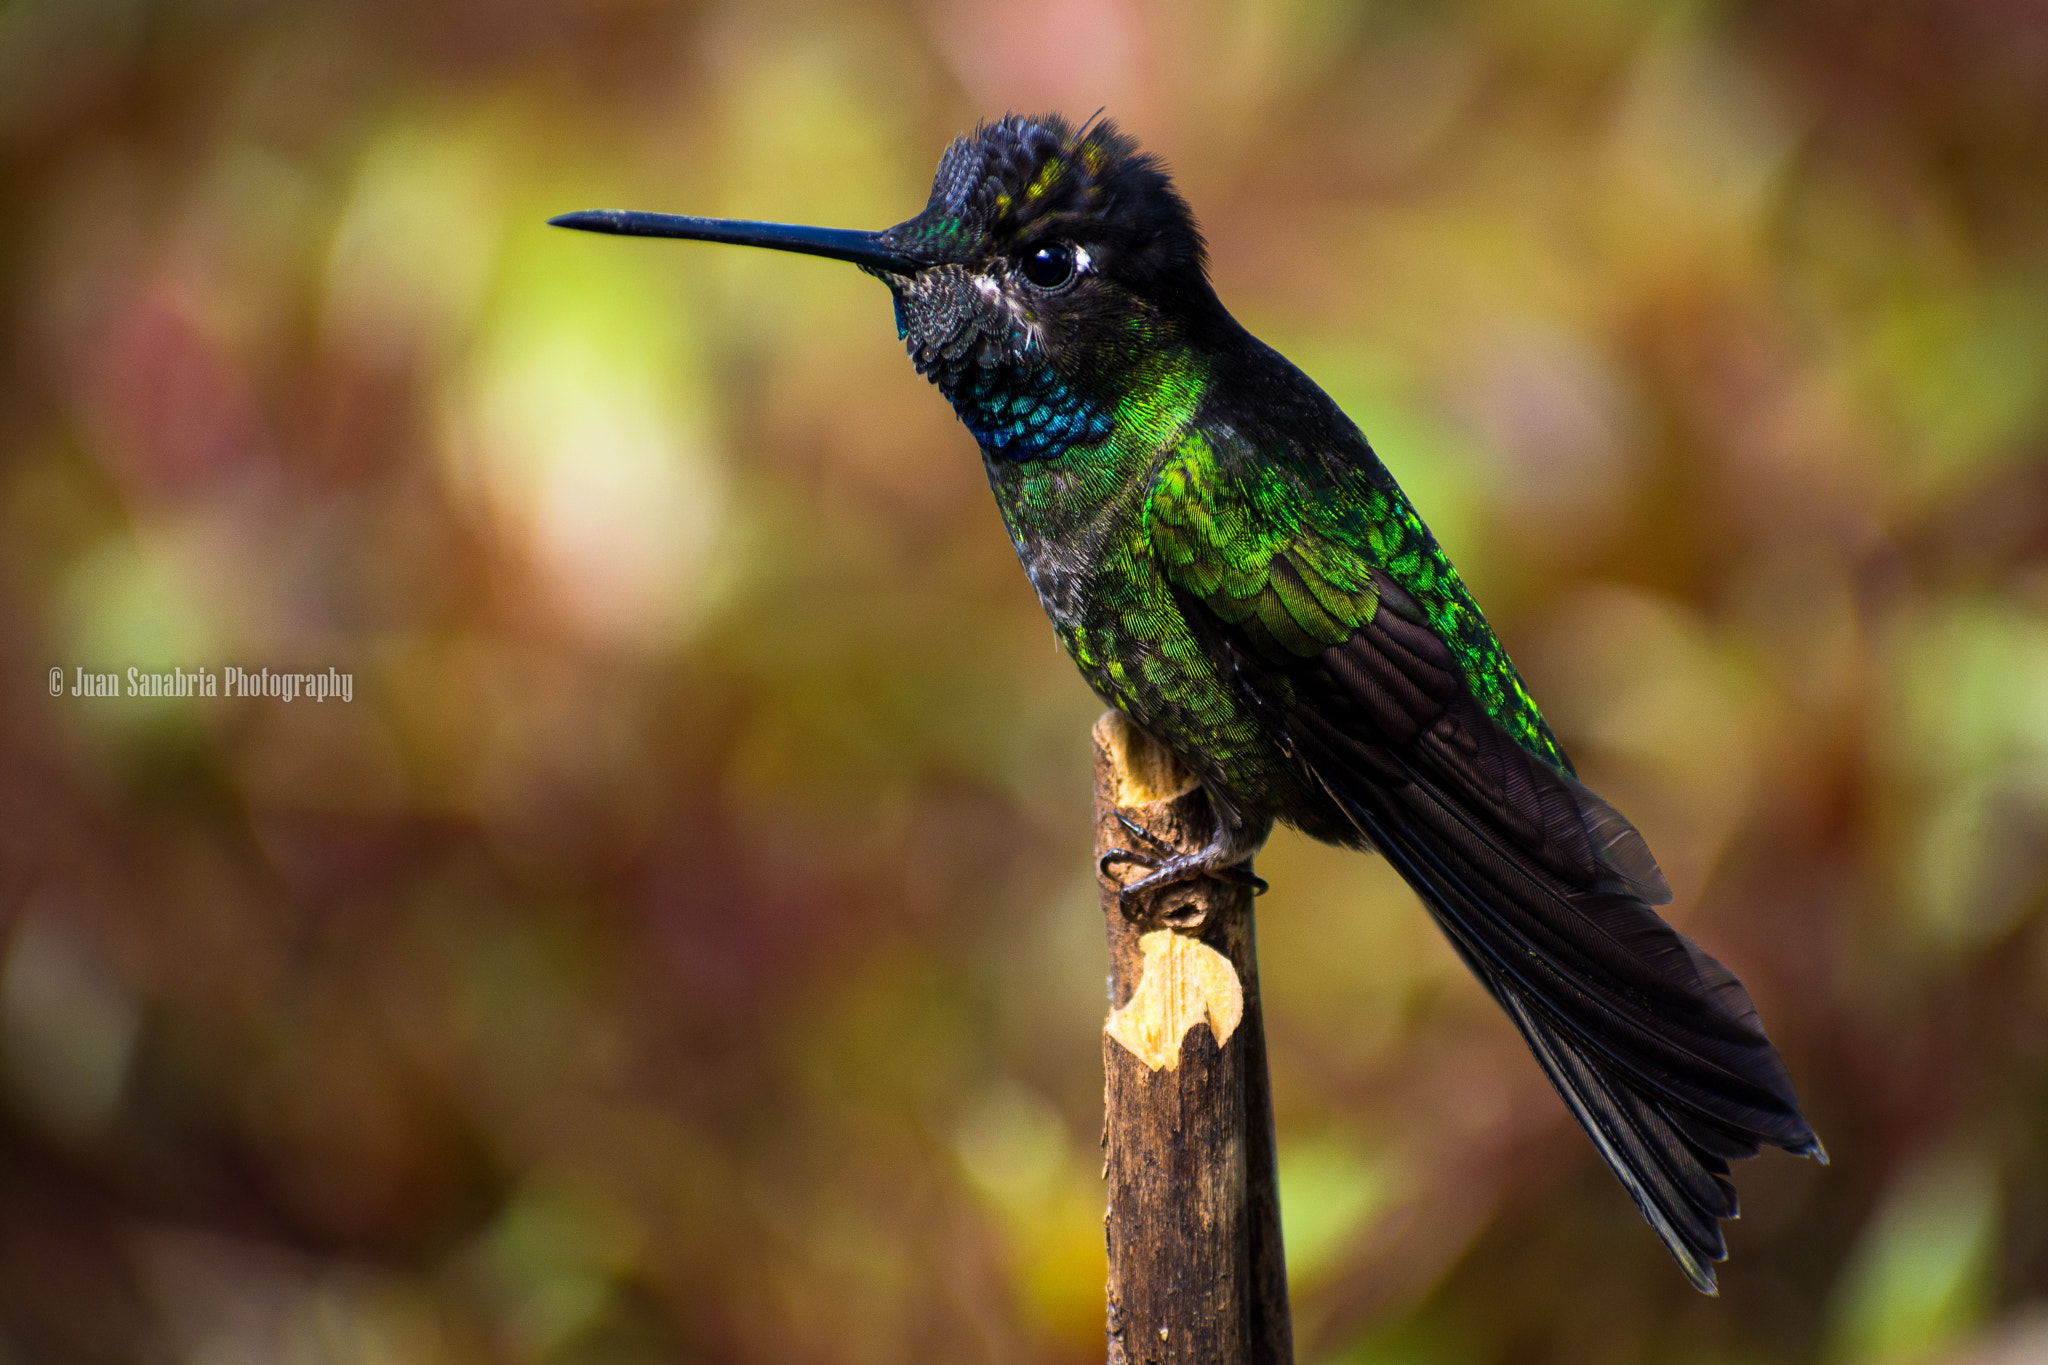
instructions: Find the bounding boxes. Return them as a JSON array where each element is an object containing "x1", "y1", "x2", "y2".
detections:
[{"x1": 1098, "y1": 815, "x2": 1266, "y2": 926}]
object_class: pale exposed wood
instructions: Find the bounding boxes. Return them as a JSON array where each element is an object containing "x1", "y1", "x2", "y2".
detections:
[
  {"x1": 1094, "y1": 711, "x2": 1292, "y2": 1365},
  {"x1": 1100, "y1": 713, "x2": 1203, "y2": 806},
  {"x1": 1105, "y1": 929, "x2": 1244, "y2": 1071}
]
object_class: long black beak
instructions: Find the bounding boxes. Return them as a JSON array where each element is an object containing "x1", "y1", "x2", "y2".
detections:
[{"x1": 547, "y1": 210, "x2": 927, "y2": 276}]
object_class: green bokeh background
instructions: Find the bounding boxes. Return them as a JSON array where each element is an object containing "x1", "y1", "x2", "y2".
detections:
[{"x1": 2, "y1": 1, "x2": 2045, "y2": 1362}]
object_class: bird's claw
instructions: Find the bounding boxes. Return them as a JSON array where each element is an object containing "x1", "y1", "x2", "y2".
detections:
[
  {"x1": 1099, "y1": 844, "x2": 1266, "y2": 925},
  {"x1": 1097, "y1": 812, "x2": 1178, "y2": 883},
  {"x1": 1115, "y1": 811, "x2": 1169, "y2": 851},
  {"x1": 1097, "y1": 845, "x2": 1159, "y2": 881}
]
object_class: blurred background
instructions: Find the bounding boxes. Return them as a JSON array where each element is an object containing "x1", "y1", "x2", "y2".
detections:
[{"x1": 2, "y1": 0, "x2": 2045, "y2": 1361}]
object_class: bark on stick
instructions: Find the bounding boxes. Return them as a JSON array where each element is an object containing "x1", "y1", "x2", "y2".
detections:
[{"x1": 1093, "y1": 711, "x2": 1292, "y2": 1365}]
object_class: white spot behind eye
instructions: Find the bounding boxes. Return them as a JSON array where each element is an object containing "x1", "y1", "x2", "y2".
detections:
[{"x1": 1073, "y1": 246, "x2": 1093, "y2": 276}]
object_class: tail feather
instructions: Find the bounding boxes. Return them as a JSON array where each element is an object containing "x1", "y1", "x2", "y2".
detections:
[
  {"x1": 1502, "y1": 986, "x2": 1732, "y2": 1292},
  {"x1": 1285, "y1": 709, "x2": 1818, "y2": 1287}
]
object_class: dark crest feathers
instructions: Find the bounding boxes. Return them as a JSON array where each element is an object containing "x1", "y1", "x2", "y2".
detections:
[{"x1": 889, "y1": 113, "x2": 1208, "y2": 285}]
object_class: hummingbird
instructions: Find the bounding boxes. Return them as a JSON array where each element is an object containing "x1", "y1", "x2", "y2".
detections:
[{"x1": 551, "y1": 113, "x2": 1821, "y2": 1292}]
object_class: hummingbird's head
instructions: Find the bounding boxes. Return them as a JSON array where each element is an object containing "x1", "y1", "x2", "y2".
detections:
[
  {"x1": 869, "y1": 114, "x2": 1217, "y2": 387},
  {"x1": 551, "y1": 113, "x2": 1220, "y2": 400}
]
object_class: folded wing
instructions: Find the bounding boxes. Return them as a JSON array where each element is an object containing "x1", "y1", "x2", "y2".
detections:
[{"x1": 1148, "y1": 428, "x2": 1820, "y2": 1291}]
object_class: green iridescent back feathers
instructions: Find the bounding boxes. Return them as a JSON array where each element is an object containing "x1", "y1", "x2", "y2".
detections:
[{"x1": 1145, "y1": 423, "x2": 1570, "y2": 770}]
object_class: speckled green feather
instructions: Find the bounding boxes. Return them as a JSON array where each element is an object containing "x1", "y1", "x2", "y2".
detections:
[{"x1": 1146, "y1": 423, "x2": 1569, "y2": 770}]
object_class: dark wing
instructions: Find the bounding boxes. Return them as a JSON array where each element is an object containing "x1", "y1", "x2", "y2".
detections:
[{"x1": 1148, "y1": 429, "x2": 1821, "y2": 1292}]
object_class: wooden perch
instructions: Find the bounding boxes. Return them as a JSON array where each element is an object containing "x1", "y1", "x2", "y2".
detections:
[{"x1": 1093, "y1": 711, "x2": 1292, "y2": 1365}]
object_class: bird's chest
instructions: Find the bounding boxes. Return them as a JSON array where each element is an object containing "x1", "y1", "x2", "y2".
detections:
[
  {"x1": 995, "y1": 502, "x2": 1119, "y2": 662},
  {"x1": 985, "y1": 454, "x2": 1295, "y2": 806},
  {"x1": 1003, "y1": 509, "x2": 1220, "y2": 734}
]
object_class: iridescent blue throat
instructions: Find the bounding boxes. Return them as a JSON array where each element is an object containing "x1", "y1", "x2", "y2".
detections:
[{"x1": 950, "y1": 363, "x2": 1115, "y2": 462}]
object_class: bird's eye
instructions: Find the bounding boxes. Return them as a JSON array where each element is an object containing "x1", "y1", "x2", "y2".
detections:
[{"x1": 1020, "y1": 242, "x2": 1077, "y2": 290}]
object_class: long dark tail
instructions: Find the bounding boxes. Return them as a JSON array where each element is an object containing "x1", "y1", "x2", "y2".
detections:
[{"x1": 1289, "y1": 712, "x2": 1822, "y2": 1292}]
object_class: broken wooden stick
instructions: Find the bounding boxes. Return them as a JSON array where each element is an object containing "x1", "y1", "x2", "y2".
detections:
[{"x1": 1093, "y1": 710, "x2": 1292, "y2": 1365}]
